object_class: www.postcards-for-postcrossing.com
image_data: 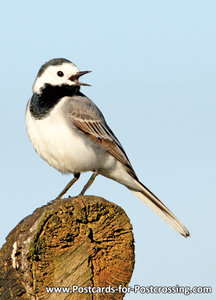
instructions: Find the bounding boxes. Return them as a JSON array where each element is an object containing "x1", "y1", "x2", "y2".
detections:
[{"x1": 46, "y1": 284, "x2": 212, "y2": 296}]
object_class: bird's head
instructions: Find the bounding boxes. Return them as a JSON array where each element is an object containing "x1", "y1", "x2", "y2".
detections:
[{"x1": 33, "y1": 58, "x2": 91, "y2": 94}]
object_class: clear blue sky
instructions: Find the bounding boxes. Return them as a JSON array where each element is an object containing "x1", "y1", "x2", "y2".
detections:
[{"x1": 1, "y1": 1, "x2": 215, "y2": 299}]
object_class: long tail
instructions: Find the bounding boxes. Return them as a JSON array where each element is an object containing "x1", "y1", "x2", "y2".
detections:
[{"x1": 130, "y1": 181, "x2": 190, "y2": 237}]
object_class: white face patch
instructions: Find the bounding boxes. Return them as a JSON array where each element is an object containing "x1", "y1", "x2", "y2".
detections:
[{"x1": 33, "y1": 62, "x2": 80, "y2": 94}]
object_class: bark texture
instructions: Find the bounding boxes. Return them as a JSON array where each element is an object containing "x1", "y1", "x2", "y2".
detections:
[{"x1": 0, "y1": 196, "x2": 135, "y2": 299}]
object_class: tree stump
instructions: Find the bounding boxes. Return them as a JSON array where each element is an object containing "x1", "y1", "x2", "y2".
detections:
[{"x1": 0, "y1": 196, "x2": 135, "y2": 299}]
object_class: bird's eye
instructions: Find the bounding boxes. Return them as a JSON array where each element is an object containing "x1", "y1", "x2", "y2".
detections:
[{"x1": 57, "y1": 71, "x2": 64, "y2": 77}]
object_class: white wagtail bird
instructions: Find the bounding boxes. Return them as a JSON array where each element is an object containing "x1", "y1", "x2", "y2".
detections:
[{"x1": 26, "y1": 58, "x2": 189, "y2": 237}]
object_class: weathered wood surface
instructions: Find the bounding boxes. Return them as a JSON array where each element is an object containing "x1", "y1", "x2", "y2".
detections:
[{"x1": 0, "y1": 196, "x2": 135, "y2": 299}]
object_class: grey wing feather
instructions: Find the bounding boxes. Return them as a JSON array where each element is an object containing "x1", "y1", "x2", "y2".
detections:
[{"x1": 63, "y1": 93, "x2": 138, "y2": 180}]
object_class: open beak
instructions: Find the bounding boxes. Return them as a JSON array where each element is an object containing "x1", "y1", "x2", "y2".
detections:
[{"x1": 69, "y1": 70, "x2": 92, "y2": 86}]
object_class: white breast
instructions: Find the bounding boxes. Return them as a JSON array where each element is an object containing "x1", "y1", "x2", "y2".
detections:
[{"x1": 25, "y1": 98, "x2": 103, "y2": 174}]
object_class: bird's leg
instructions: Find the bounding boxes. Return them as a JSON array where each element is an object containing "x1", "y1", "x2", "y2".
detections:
[
  {"x1": 79, "y1": 171, "x2": 99, "y2": 195},
  {"x1": 56, "y1": 173, "x2": 80, "y2": 199}
]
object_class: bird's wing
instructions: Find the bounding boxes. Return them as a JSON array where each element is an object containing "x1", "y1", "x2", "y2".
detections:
[{"x1": 64, "y1": 94, "x2": 138, "y2": 180}]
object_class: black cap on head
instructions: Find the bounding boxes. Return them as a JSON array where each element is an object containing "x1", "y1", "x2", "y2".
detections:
[{"x1": 37, "y1": 58, "x2": 72, "y2": 77}]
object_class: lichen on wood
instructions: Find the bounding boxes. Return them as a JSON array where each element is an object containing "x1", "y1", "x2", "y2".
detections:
[{"x1": 0, "y1": 196, "x2": 135, "y2": 299}]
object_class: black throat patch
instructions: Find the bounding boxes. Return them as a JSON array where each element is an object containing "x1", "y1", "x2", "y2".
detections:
[{"x1": 29, "y1": 84, "x2": 80, "y2": 119}]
